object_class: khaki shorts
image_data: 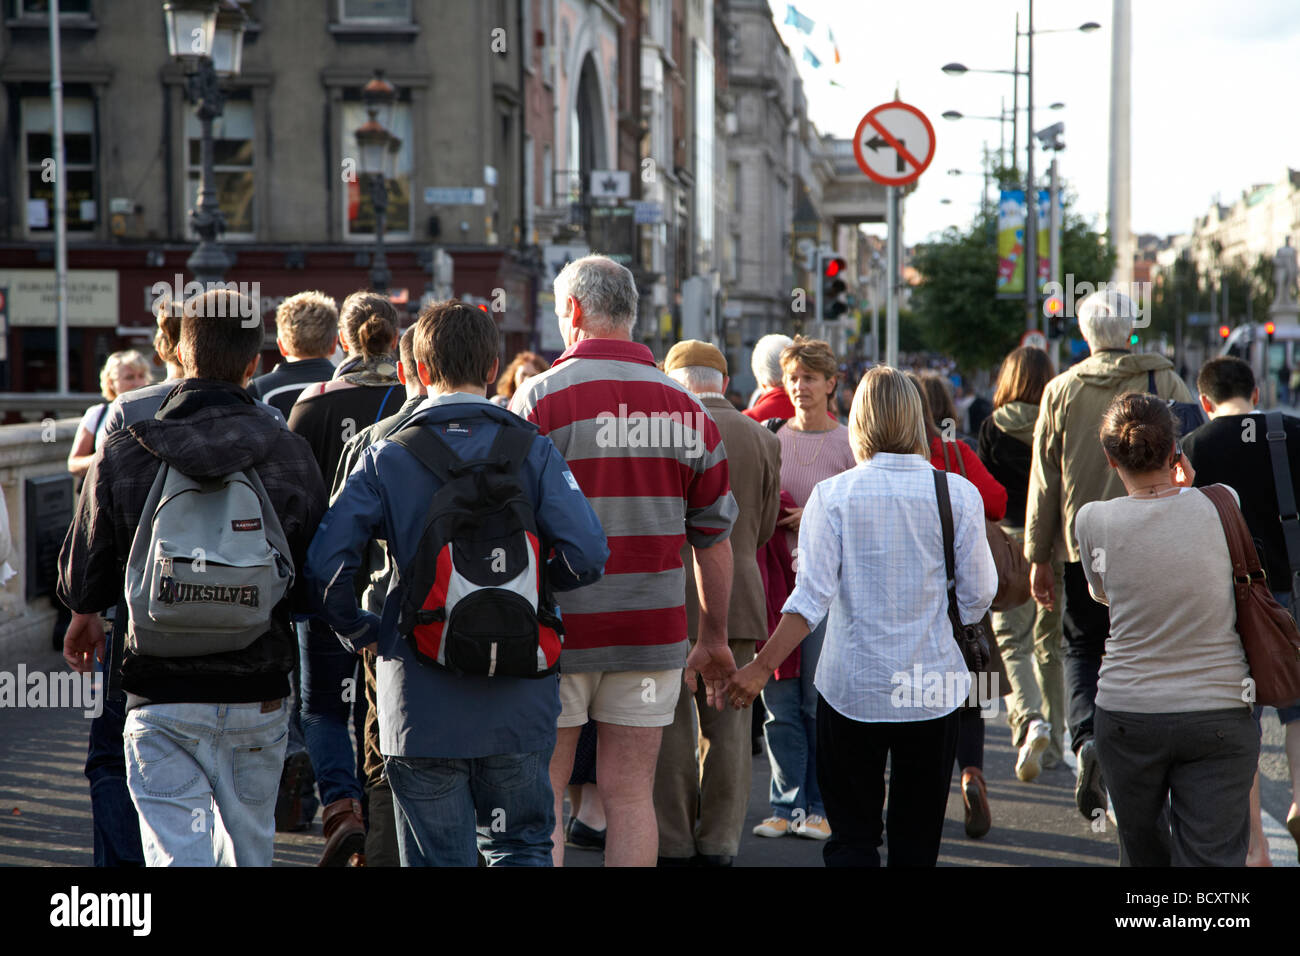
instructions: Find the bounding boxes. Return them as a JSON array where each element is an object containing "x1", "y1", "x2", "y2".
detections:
[{"x1": 557, "y1": 669, "x2": 683, "y2": 728}]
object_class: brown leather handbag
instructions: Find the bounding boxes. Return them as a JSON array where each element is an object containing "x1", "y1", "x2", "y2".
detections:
[
  {"x1": 1202, "y1": 484, "x2": 1300, "y2": 709},
  {"x1": 939, "y1": 440, "x2": 1031, "y2": 611}
]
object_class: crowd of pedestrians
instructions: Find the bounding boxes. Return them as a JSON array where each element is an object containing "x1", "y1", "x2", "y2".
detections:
[{"x1": 52, "y1": 254, "x2": 1300, "y2": 868}]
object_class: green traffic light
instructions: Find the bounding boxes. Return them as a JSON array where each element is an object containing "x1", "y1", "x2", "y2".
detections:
[{"x1": 1129, "y1": 333, "x2": 1139, "y2": 345}]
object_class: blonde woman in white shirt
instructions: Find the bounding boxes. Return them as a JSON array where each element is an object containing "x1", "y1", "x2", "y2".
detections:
[{"x1": 725, "y1": 366, "x2": 997, "y2": 866}]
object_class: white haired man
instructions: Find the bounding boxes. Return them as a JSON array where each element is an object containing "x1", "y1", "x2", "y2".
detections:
[
  {"x1": 511, "y1": 255, "x2": 739, "y2": 867},
  {"x1": 1024, "y1": 289, "x2": 1193, "y2": 820},
  {"x1": 744, "y1": 334, "x2": 796, "y2": 423}
]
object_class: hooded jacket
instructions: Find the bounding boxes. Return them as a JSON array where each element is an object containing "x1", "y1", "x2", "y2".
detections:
[
  {"x1": 58, "y1": 379, "x2": 327, "y2": 704},
  {"x1": 978, "y1": 401, "x2": 1040, "y2": 527},
  {"x1": 1024, "y1": 349, "x2": 1192, "y2": 564}
]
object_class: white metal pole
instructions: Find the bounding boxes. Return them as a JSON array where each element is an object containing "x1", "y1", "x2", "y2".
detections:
[
  {"x1": 886, "y1": 186, "x2": 899, "y2": 369},
  {"x1": 50, "y1": 0, "x2": 69, "y2": 396},
  {"x1": 1109, "y1": 0, "x2": 1133, "y2": 287},
  {"x1": 1049, "y1": 155, "x2": 1061, "y2": 370}
]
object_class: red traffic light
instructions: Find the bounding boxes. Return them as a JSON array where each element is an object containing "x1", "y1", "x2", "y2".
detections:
[
  {"x1": 824, "y1": 257, "x2": 845, "y2": 278},
  {"x1": 1043, "y1": 295, "x2": 1063, "y2": 317},
  {"x1": 1218, "y1": 325, "x2": 1231, "y2": 339},
  {"x1": 1266, "y1": 321, "x2": 1276, "y2": 336}
]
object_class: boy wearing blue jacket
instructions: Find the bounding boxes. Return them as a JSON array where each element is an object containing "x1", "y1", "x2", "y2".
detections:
[{"x1": 305, "y1": 300, "x2": 608, "y2": 867}]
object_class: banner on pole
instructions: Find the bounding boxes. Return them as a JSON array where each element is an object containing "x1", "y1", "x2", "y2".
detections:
[{"x1": 996, "y1": 189, "x2": 1051, "y2": 298}]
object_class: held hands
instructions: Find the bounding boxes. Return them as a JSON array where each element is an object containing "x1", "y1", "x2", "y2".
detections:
[
  {"x1": 684, "y1": 640, "x2": 737, "y2": 712},
  {"x1": 722, "y1": 660, "x2": 773, "y2": 710},
  {"x1": 63, "y1": 612, "x2": 106, "y2": 673}
]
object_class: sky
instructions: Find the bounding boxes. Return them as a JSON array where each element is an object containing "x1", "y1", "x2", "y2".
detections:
[{"x1": 766, "y1": 0, "x2": 1300, "y2": 246}]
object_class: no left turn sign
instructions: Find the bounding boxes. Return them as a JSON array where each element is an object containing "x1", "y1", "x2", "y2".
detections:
[{"x1": 853, "y1": 101, "x2": 936, "y2": 187}]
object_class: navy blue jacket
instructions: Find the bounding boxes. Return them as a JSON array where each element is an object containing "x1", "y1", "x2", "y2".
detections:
[{"x1": 304, "y1": 392, "x2": 608, "y2": 758}]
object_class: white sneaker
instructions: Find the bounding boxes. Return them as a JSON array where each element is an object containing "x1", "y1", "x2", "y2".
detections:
[{"x1": 1015, "y1": 719, "x2": 1051, "y2": 782}]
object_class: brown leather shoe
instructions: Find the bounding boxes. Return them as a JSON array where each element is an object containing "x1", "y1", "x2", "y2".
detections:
[
  {"x1": 961, "y1": 767, "x2": 991, "y2": 839},
  {"x1": 318, "y1": 797, "x2": 366, "y2": 867}
]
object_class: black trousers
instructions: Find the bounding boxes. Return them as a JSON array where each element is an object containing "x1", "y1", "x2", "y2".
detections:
[
  {"x1": 817, "y1": 695, "x2": 960, "y2": 867},
  {"x1": 1061, "y1": 561, "x2": 1110, "y2": 752}
]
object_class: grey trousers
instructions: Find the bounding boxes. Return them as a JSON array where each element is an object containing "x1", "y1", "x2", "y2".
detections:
[{"x1": 1094, "y1": 705, "x2": 1258, "y2": 867}]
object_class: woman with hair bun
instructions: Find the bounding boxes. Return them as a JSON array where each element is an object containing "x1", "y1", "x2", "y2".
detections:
[
  {"x1": 286, "y1": 289, "x2": 403, "y2": 866},
  {"x1": 1074, "y1": 391, "x2": 1258, "y2": 866}
]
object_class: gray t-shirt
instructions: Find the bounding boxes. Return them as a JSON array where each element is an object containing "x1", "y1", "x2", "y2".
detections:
[{"x1": 1075, "y1": 487, "x2": 1250, "y2": 713}]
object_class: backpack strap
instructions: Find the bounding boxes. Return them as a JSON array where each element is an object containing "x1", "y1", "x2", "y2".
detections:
[
  {"x1": 1265, "y1": 412, "x2": 1300, "y2": 578},
  {"x1": 932, "y1": 468, "x2": 963, "y2": 634},
  {"x1": 1147, "y1": 369, "x2": 1158, "y2": 397},
  {"x1": 388, "y1": 425, "x2": 459, "y2": 485},
  {"x1": 486, "y1": 423, "x2": 535, "y2": 476}
]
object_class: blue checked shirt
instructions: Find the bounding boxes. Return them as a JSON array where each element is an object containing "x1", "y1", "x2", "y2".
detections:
[{"x1": 782, "y1": 452, "x2": 998, "y2": 722}]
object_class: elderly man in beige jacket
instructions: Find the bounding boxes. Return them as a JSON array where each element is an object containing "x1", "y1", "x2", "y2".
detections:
[
  {"x1": 1024, "y1": 289, "x2": 1193, "y2": 821},
  {"x1": 654, "y1": 340, "x2": 781, "y2": 866}
]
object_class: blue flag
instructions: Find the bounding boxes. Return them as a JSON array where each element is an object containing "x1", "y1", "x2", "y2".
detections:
[
  {"x1": 803, "y1": 45, "x2": 822, "y2": 68},
  {"x1": 785, "y1": 4, "x2": 814, "y2": 34}
]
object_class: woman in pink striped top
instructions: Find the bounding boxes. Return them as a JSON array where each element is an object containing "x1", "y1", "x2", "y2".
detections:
[{"x1": 752, "y1": 337, "x2": 857, "y2": 842}]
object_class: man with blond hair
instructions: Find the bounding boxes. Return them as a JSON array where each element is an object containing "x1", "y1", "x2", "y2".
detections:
[
  {"x1": 248, "y1": 291, "x2": 339, "y2": 418},
  {"x1": 511, "y1": 255, "x2": 739, "y2": 867}
]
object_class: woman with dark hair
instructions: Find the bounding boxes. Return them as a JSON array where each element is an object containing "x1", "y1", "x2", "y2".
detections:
[
  {"x1": 907, "y1": 370, "x2": 1006, "y2": 839},
  {"x1": 1075, "y1": 392, "x2": 1257, "y2": 866},
  {"x1": 287, "y1": 290, "x2": 403, "y2": 867},
  {"x1": 978, "y1": 346, "x2": 1066, "y2": 783}
]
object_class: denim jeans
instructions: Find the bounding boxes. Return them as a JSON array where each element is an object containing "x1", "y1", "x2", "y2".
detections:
[
  {"x1": 385, "y1": 748, "x2": 555, "y2": 867},
  {"x1": 298, "y1": 618, "x2": 363, "y2": 806},
  {"x1": 85, "y1": 626, "x2": 144, "y2": 867},
  {"x1": 761, "y1": 617, "x2": 826, "y2": 819},
  {"x1": 123, "y1": 700, "x2": 289, "y2": 866}
]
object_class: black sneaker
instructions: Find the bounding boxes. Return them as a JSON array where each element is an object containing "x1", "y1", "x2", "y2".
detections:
[
  {"x1": 565, "y1": 818, "x2": 606, "y2": 850},
  {"x1": 1074, "y1": 740, "x2": 1107, "y2": 821}
]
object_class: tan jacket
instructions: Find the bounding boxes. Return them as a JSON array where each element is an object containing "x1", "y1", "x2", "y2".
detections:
[
  {"x1": 1025, "y1": 349, "x2": 1193, "y2": 564},
  {"x1": 683, "y1": 395, "x2": 782, "y2": 642}
]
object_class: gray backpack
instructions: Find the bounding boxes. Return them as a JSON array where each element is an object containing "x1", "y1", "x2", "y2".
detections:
[{"x1": 124, "y1": 462, "x2": 293, "y2": 658}]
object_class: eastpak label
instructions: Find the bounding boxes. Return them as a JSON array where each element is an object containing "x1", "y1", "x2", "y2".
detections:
[{"x1": 231, "y1": 518, "x2": 262, "y2": 532}]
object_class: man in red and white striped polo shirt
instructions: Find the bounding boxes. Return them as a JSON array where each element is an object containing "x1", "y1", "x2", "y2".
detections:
[{"x1": 512, "y1": 255, "x2": 738, "y2": 866}]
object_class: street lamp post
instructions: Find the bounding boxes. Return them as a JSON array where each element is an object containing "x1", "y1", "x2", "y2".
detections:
[
  {"x1": 355, "y1": 71, "x2": 399, "y2": 295},
  {"x1": 164, "y1": 0, "x2": 246, "y2": 285}
]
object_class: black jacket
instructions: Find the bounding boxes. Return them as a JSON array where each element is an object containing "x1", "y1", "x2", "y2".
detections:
[
  {"x1": 286, "y1": 356, "x2": 403, "y2": 487},
  {"x1": 248, "y1": 356, "x2": 337, "y2": 419},
  {"x1": 1183, "y1": 412, "x2": 1300, "y2": 591},
  {"x1": 977, "y1": 401, "x2": 1039, "y2": 528},
  {"x1": 58, "y1": 379, "x2": 327, "y2": 704}
]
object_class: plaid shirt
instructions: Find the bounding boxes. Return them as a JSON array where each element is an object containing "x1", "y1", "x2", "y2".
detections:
[{"x1": 783, "y1": 453, "x2": 997, "y2": 722}]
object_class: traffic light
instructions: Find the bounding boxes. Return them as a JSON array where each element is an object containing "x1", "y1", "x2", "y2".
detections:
[
  {"x1": 1266, "y1": 321, "x2": 1276, "y2": 342},
  {"x1": 1129, "y1": 332, "x2": 1139, "y2": 346},
  {"x1": 1043, "y1": 294, "x2": 1064, "y2": 337},
  {"x1": 1219, "y1": 324, "x2": 1231, "y2": 340},
  {"x1": 822, "y1": 255, "x2": 848, "y2": 320}
]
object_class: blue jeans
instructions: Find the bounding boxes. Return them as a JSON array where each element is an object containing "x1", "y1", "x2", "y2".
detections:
[
  {"x1": 385, "y1": 748, "x2": 555, "y2": 867},
  {"x1": 298, "y1": 618, "x2": 363, "y2": 806},
  {"x1": 761, "y1": 618, "x2": 826, "y2": 819},
  {"x1": 123, "y1": 700, "x2": 289, "y2": 866},
  {"x1": 85, "y1": 627, "x2": 144, "y2": 867}
]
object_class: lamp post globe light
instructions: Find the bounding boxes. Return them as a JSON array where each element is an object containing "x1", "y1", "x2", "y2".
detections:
[
  {"x1": 356, "y1": 71, "x2": 399, "y2": 295},
  {"x1": 164, "y1": 0, "x2": 247, "y2": 286}
]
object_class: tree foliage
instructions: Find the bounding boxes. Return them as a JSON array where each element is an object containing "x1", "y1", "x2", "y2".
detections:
[{"x1": 910, "y1": 196, "x2": 1114, "y2": 371}]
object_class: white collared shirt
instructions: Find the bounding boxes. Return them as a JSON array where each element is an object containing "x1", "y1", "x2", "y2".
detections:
[{"x1": 783, "y1": 452, "x2": 998, "y2": 723}]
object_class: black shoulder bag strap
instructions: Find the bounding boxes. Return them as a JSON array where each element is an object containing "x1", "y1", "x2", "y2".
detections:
[
  {"x1": 1147, "y1": 369, "x2": 1158, "y2": 397},
  {"x1": 932, "y1": 468, "x2": 963, "y2": 634},
  {"x1": 1265, "y1": 412, "x2": 1300, "y2": 590}
]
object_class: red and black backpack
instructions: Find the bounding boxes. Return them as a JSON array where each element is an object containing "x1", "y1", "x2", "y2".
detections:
[{"x1": 388, "y1": 421, "x2": 563, "y2": 678}]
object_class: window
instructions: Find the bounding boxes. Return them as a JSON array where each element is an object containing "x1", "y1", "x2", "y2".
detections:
[
  {"x1": 341, "y1": 99, "x2": 412, "y2": 239},
  {"x1": 23, "y1": 97, "x2": 96, "y2": 234},
  {"x1": 338, "y1": 0, "x2": 411, "y2": 22},
  {"x1": 18, "y1": 0, "x2": 92, "y2": 15},
  {"x1": 185, "y1": 96, "x2": 255, "y2": 237}
]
